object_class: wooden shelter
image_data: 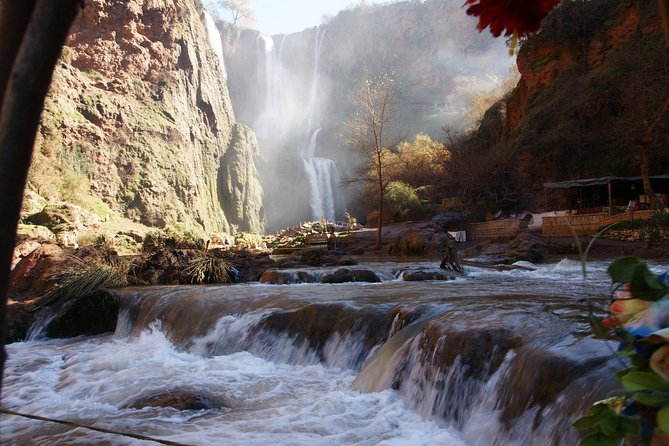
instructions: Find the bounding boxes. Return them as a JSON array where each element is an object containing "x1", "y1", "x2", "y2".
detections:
[{"x1": 543, "y1": 175, "x2": 669, "y2": 213}]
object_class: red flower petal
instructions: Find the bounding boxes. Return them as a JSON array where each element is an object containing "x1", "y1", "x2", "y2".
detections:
[{"x1": 465, "y1": 0, "x2": 561, "y2": 37}]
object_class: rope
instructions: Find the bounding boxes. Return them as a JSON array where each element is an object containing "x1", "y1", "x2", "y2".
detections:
[{"x1": 0, "y1": 408, "x2": 193, "y2": 446}]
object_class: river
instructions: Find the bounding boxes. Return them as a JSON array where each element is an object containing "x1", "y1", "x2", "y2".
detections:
[{"x1": 1, "y1": 259, "x2": 661, "y2": 445}]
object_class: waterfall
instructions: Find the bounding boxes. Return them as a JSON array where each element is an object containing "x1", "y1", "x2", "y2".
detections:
[
  {"x1": 300, "y1": 27, "x2": 340, "y2": 222},
  {"x1": 203, "y1": 11, "x2": 227, "y2": 78},
  {"x1": 302, "y1": 129, "x2": 338, "y2": 221}
]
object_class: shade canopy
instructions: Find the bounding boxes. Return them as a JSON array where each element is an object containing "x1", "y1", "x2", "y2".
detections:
[{"x1": 543, "y1": 175, "x2": 669, "y2": 189}]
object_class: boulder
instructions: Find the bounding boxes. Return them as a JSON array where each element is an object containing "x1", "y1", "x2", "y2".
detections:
[
  {"x1": 6, "y1": 302, "x2": 34, "y2": 343},
  {"x1": 44, "y1": 290, "x2": 121, "y2": 338},
  {"x1": 323, "y1": 268, "x2": 381, "y2": 284},
  {"x1": 259, "y1": 269, "x2": 319, "y2": 285},
  {"x1": 126, "y1": 390, "x2": 228, "y2": 411},
  {"x1": 388, "y1": 225, "x2": 448, "y2": 256},
  {"x1": 276, "y1": 249, "x2": 357, "y2": 268},
  {"x1": 402, "y1": 270, "x2": 455, "y2": 281},
  {"x1": 9, "y1": 243, "x2": 72, "y2": 301},
  {"x1": 26, "y1": 203, "x2": 99, "y2": 233}
]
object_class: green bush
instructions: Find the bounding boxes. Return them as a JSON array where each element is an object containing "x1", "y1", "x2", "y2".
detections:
[
  {"x1": 142, "y1": 223, "x2": 205, "y2": 252},
  {"x1": 384, "y1": 181, "x2": 424, "y2": 220}
]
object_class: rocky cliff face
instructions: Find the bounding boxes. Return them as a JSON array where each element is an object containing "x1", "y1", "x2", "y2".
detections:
[
  {"x1": 30, "y1": 0, "x2": 264, "y2": 234},
  {"x1": 502, "y1": 0, "x2": 669, "y2": 182}
]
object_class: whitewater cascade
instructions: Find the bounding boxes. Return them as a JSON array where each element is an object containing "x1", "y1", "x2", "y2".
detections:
[
  {"x1": 203, "y1": 11, "x2": 227, "y2": 78},
  {"x1": 2, "y1": 260, "x2": 622, "y2": 445}
]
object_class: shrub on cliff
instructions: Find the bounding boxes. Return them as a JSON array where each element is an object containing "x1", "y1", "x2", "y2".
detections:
[{"x1": 142, "y1": 223, "x2": 205, "y2": 252}]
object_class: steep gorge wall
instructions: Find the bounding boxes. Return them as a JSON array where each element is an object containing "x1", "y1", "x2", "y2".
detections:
[
  {"x1": 502, "y1": 0, "x2": 669, "y2": 184},
  {"x1": 30, "y1": 0, "x2": 263, "y2": 234}
]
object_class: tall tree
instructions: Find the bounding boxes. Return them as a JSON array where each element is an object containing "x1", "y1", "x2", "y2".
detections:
[
  {"x1": 204, "y1": 0, "x2": 255, "y2": 27},
  {"x1": 343, "y1": 70, "x2": 398, "y2": 249},
  {"x1": 0, "y1": 0, "x2": 83, "y2": 398}
]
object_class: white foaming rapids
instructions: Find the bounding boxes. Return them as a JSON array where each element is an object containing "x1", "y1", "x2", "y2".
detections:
[{"x1": 1, "y1": 323, "x2": 466, "y2": 446}]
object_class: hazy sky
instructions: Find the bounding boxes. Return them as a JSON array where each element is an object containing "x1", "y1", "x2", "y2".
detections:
[{"x1": 232, "y1": 0, "x2": 386, "y2": 35}]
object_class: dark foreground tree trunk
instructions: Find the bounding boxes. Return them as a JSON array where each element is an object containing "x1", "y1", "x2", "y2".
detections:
[{"x1": 0, "y1": 0, "x2": 82, "y2": 401}]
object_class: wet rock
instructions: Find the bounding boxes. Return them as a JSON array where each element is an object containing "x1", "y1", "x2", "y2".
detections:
[
  {"x1": 10, "y1": 243, "x2": 73, "y2": 301},
  {"x1": 388, "y1": 225, "x2": 448, "y2": 256},
  {"x1": 256, "y1": 303, "x2": 392, "y2": 366},
  {"x1": 402, "y1": 270, "x2": 455, "y2": 281},
  {"x1": 259, "y1": 269, "x2": 319, "y2": 285},
  {"x1": 131, "y1": 249, "x2": 198, "y2": 285},
  {"x1": 6, "y1": 302, "x2": 34, "y2": 343},
  {"x1": 496, "y1": 347, "x2": 609, "y2": 427},
  {"x1": 45, "y1": 290, "x2": 120, "y2": 338},
  {"x1": 127, "y1": 390, "x2": 228, "y2": 411},
  {"x1": 418, "y1": 323, "x2": 522, "y2": 381},
  {"x1": 323, "y1": 268, "x2": 381, "y2": 284},
  {"x1": 276, "y1": 249, "x2": 357, "y2": 268},
  {"x1": 462, "y1": 233, "x2": 548, "y2": 265},
  {"x1": 229, "y1": 250, "x2": 277, "y2": 282}
]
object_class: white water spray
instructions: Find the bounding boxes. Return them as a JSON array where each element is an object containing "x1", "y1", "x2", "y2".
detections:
[{"x1": 203, "y1": 11, "x2": 227, "y2": 78}]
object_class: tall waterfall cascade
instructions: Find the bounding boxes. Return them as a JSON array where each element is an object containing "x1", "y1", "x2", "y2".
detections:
[
  {"x1": 247, "y1": 27, "x2": 344, "y2": 227},
  {"x1": 203, "y1": 11, "x2": 227, "y2": 78}
]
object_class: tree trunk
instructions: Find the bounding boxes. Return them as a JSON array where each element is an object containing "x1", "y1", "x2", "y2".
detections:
[
  {"x1": 660, "y1": 0, "x2": 669, "y2": 48},
  {"x1": 376, "y1": 189, "x2": 383, "y2": 250},
  {"x1": 376, "y1": 150, "x2": 384, "y2": 250},
  {"x1": 639, "y1": 144, "x2": 655, "y2": 199},
  {"x1": 0, "y1": 0, "x2": 82, "y2": 400}
]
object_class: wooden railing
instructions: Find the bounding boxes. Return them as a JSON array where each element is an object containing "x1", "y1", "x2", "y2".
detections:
[
  {"x1": 542, "y1": 210, "x2": 656, "y2": 237},
  {"x1": 468, "y1": 219, "x2": 521, "y2": 240}
]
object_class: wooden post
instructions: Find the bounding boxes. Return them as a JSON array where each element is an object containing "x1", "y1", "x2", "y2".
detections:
[{"x1": 608, "y1": 181, "x2": 613, "y2": 215}]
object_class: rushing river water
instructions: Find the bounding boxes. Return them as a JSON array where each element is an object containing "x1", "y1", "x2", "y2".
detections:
[{"x1": 2, "y1": 259, "x2": 665, "y2": 445}]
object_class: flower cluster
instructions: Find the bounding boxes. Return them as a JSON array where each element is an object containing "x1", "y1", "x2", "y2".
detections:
[{"x1": 575, "y1": 257, "x2": 669, "y2": 445}]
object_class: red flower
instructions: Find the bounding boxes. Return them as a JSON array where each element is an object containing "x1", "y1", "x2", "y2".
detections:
[{"x1": 464, "y1": 0, "x2": 561, "y2": 37}]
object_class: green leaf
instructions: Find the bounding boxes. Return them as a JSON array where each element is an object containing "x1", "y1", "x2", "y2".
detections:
[
  {"x1": 608, "y1": 256, "x2": 643, "y2": 284},
  {"x1": 630, "y1": 263, "x2": 668, "y2": 301},
  {"x1": 619, "y1": 416, "x2": 640, "y2": 436},
  {"x1": 658, "y1": 405, "x2": 669, "y2": 433},
  {"x1": 579, "y1": 432, "x2": 621, "y2": 446},
  {"x1": 631, "y1": 355, "x2": 649, "y2": 369},
  {"x1": 615, "y1": 367, "x2": 633, "y2": 380},
  {"x1": 573, "y1": 415, "x2": 600, "y2": 429},
  {"x1": 621, "y1": 371, "x2": 669, "y2": 392},
  {"x1": 633, "y1": 391, "x2": 669, "y2": 407}
]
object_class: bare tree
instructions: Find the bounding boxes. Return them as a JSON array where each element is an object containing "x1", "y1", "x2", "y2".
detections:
[
  {"x1": 0, "y1": 0, "x2": 83, "y2": 397},
  {"x1": 342, "y1": 70, "x2": 398, "y2": 249},
  {"x1": 204, "y1": 0, "x2": 255, "y2": 27}
]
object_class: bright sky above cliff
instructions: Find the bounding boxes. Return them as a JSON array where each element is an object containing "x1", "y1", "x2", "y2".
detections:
[{"x1": 244, "y1": 0, "x2": 386, "y2": 35}]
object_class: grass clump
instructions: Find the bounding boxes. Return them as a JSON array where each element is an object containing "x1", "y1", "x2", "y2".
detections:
[
  {"x1": 183, "y1": 251, "x2": 233, "y2": 284},
  {"x1": 34, "y1": 261, "x2": 129, "y2": 310}
]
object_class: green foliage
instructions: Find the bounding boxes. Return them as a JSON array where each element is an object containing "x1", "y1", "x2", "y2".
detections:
[
  {"x1": 142, "y1": 223, "x2": 205, "y2": 252},
  {"x1": 608, "y1": 257, "x2": 668, "y2": 301},
  {"x1": 384, "y1": 181, "x2": 424, "y2": 220},
  {"x1": 527, "y1": 0, "x2": 618, "y2": 50}
]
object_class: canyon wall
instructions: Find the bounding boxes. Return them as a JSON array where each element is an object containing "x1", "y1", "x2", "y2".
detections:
[{"x1": 29, "y1": 0, "x2": 264, "y2": 234}]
